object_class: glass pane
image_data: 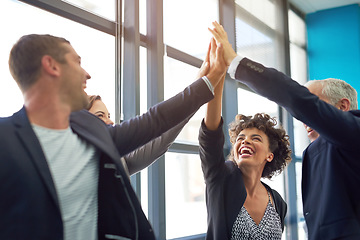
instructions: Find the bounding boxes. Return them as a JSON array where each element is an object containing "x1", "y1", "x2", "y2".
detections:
[
  {"x1": 235, "y1": 18, "x2": 277, "y2": 68},
  {"x1": 288, "y1": 10, "x2": 306, "y2": 47},
  {"x1": 293, "y1": 118, "x2": 310, "y2": 158},
  {"x1": 290, "y1": 43, "x2": 308, "y2": 85},
  {"x1": 163, "y1": 0, "x2": 219, "y2": 59},
  {"x1": 262, "y1": 172, "x2": 285, "y2": 209},
  {"x1": 139, "y1": 46, "x2": 148, "y2": 217},
  {"x1": 236, "y1": 0, "x2": 276, "y2": 29},
  {"x1": 0, "y1": 0, "x2": 115, "y2": 118},
  {"x1": 139, "y1": 0, "x2": 147, "y2": 35},
  {"x1": 140, "y1": 168, "x2": 148, "y2": 218},
  {"x1": 296, "y1": 162, "x2": 307, "y2": 239},
  {"x1": 140, "y1": 46, "x2": 148, "y2": 114},
  {"x1": 62, "y1": 0, "x2": 116, "y2": 21},
  {"x1": 290, "y1": 44, "x2": 309, "y2": 157},
  {"x1": 237, "y1": 88, "x2": 278, "y2": 119},
  {"x1": 164, "y1": 57, "x2": 206, "y2": 144},
  {"x1": 165, "y1": 152, "x2": 207, "y2": 239}
]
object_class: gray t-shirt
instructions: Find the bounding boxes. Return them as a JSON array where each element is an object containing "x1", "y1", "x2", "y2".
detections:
[{"x1": 32, "y1": 124, "x2": 99, "y2": 240}]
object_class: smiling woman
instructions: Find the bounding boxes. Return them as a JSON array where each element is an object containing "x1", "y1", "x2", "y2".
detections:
[
  {"x1": 87, "y1": 95, "x2": 114, "y2": 125},
  {"x1": 200, "y1": 113, "x2": 291, "y2": 240},
  {"x1": 229, "y1": 114, "x2": 291, "y2": 179},
  {"x1": 198, "y1": 66, "x2": 291, "y2": 239}
]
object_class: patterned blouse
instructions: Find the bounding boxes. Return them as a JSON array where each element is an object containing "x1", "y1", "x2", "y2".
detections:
[{"x1": 231, "y1": 191, "x2": 282, "y2": 240}]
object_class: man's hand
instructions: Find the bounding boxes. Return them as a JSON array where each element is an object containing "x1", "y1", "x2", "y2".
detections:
[
  {"x1": 205, "y1": 37, "x2": 227, "y2": 89},
  {"x1": 196, "y1": 41, "x2": 211, "y2": 79},
  {"x1": 208, "y1": 21, "x2": 237, "y2": 66}
]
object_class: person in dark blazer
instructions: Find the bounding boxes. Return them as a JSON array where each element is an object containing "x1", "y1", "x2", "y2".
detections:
[
  {"x1": 87, "y1": 94, "x2": 195, "y2": 177},
  {"x1": 0, "y1": 34, "x2": 226, "y2": 240},
  {"x1": 209, "y1": 21, "x2": 360, "y2": 240},
  {"x1": 199, "y1": 72, "x2": 291, "y2": 239},
  {"x1": 302, "y1": 79, "x2": 358, "y2": 144}
]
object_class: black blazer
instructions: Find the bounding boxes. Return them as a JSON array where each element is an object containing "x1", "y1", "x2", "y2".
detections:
[
  {"x1": 198, "y1": 119, "x2": 287, "y2": 240},
  {"x1": 0, "y1": 78, "x2": 213, "y2": 240},
  {"x1": 234, "y1": 58, "x2": 360, "y2": 240}
]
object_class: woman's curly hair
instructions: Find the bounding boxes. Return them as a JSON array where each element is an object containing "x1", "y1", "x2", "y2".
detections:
[{"x1": 228, "y1": 113, "x2": 291, "y2": 179}]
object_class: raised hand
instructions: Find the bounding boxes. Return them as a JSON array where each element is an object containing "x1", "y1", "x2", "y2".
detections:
[
  {"x1": 208, "y1": 21, "x2": 237, "y2": 66},
  {"x1": 196, "y1": 41, "x2": 211, "y2": 79},
  {"x1": 205, "y1": 37, "x2": 227, "y2": 89}
]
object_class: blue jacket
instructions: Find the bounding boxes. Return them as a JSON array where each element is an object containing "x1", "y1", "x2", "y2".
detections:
[
  {"x1": 234, "y1": 57, "x2": 360, "y2": 240},
  {"x1": 0, "y1": 78, "x2": 213, "y2": 240}
]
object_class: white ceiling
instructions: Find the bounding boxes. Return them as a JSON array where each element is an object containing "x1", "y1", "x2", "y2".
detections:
[{"x1": 289, "y1": 0, "x2": 360, "y2": 14}]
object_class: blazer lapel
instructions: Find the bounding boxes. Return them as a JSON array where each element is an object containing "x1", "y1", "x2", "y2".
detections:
[
  {"x1": 70, "y1": 110, "x2": 121, "y2": 161},
  {"x1": 12, "y1": 107, "x2": 60, "y2": 208},
  {"x1": 70, "y1": 110, "x2": 129, "y2": 177}
]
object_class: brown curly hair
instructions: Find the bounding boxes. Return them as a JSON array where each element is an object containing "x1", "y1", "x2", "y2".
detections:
[{"x1": 228, "y1": 113, "x2": 291, "y2": 179}]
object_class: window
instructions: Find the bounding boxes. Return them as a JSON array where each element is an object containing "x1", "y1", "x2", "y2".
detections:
[
  {"x1": 0, "y1": 0, "x2": 115, "y2": 118},
  {"x1": 235, "y1": 0, "x2": 279, "y2": 68},
  {"x1": 165, "y1": 152, "x2": 207, "y2": 239},
  {"x1": 162, "y1": 1, "x2": 219, "y2": 238},
  {"x1": 289, "y1": 8, "x2": 308, "y2": 240},
  {"x1": 237, "y1": 88, "x2": 278, "y2": 118},
  {"x1": 296, "y1": 162, "x2": 307, "y2": 239},
  {"x1": 236, "y1": 0, "x2": 276, "y2": 29},
  {"x1": 63, "y1": 0, "x2": 116, "y2": 20},
  {"x1": 164, "y1": 57, "x2": 206, "y2": 144},
  {"x1": 163, "y1": 0, "x2": 218, "y2": 59}
]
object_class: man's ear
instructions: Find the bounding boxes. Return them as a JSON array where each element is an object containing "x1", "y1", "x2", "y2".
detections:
[
  {"x1": 337, "y1": 98, "x2": 351, "y2": 111},
  {"x1": 41, "y1": 55, "x2": 61, "y2": 77}
]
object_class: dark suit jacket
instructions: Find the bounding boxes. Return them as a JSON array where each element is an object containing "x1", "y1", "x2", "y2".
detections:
[
  {"x1": 0, "y1": 78, "x2": 213, "y2": 240},
  {"x1": 198, "y1": 118, "x2": 287, "y2": 240},
  {"x1": 233, "y1": 58, "x2": 360, "y2": 240},
  {"x1": 124, "y1": 110, "x2": 196, "y2": 176}
]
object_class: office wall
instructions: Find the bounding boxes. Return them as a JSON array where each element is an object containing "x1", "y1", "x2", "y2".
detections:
[{"x1": 307, "y1": 4, "x2": 360, "y2": 102}]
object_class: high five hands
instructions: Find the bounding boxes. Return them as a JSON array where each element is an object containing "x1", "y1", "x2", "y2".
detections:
[
  {"x1": 196, "y1": 37, "x2": 227, "y2": 89},
  {"x1": 208, "y1": 21, "x2": 238, "y2": 67},
  {"x1": 197, "y1": 21, "x2": 238, "y2": 90}
]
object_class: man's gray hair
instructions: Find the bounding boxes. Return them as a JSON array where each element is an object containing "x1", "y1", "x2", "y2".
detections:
[{"x1": 305, "y1": 78, "x2": 358, "y2": 110}]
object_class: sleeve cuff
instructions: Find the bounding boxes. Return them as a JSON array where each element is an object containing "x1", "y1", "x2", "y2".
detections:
[
  {"x1": 227, "y1": 55, "x2": 243, "y2": 79},
  {"x1": 201, "y1": 76, "x2": 215, "y2": 95}
]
